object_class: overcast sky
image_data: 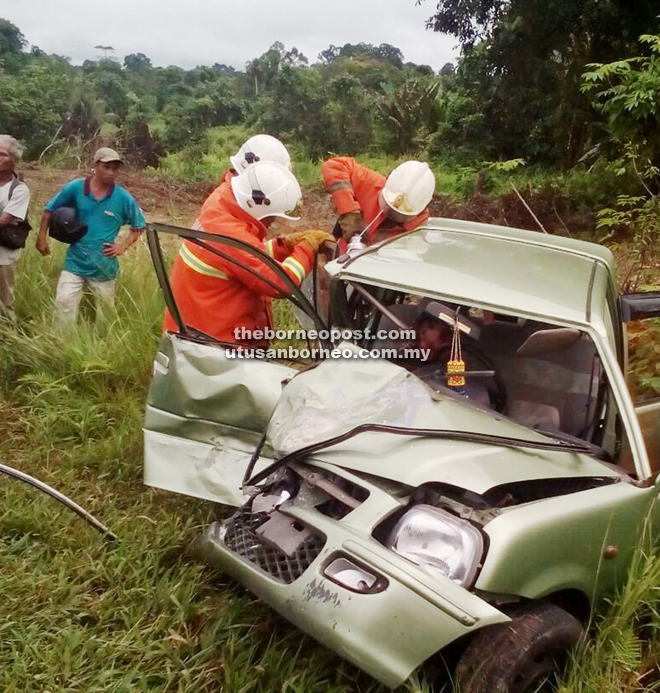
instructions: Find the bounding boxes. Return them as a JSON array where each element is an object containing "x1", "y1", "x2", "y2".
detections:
[{"x1": 2, "y1": 0, "x2": 458, "y2": 72}]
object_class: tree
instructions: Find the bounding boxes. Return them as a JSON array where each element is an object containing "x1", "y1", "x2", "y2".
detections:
[
  {"x1": 582, "y1": 31, "x2": 660, "y2": 162},
  {"x1": 153, "y1": 65, "x2": 189, "y2": 110},
  {"x1": 118, "y1": 98, "x2": 162, "y2": 167},
  {"x1": 212, "y1": 63, "x2": 235, "y2": 74},
  {"x1": 374, "y1": 43, "x2": 404, "y2": 67},
  {"x1": 378, "y1": 78, "x2": 440, "y2": 153},
  {"x1": 162, "y1": 78, "x2": 245, "y2": 150},
  {"x1": 283, "y1": 47, "x2": 308, "y2": 67},
  {"x1": 60, "y1": 84, "x2": 105, "y2": 141},
  {"x1": 94, "y1": 45, "x2": 115, "y2": 59},
  {"x1": 0, "y1": 18, "x2": 26, "y2": 55},
  {"x1": 257, "y1": 65, "x2": 334, "y2": 157},
  {"x1": 92, "y1": 70, "x2": 131, "y2": 118},
  {"x1": 318, "y1": 45, "x2": 340, "y2": 65},
  {"x1": 418, "y1": 0, "x2": 660, "y2": 166},
  {"x1": 0, "y1": 63, "x2": 71, "y2": 157},
  {"x1": 246, "y1": 42, "x2": 284, "y2": 96},
  {"x1": 0, "y1": 18, "x2": 27, "y2": 73},
  {"x1": 124, "y1": 52, "x2": 152, "y2": 71},
  {"x1": 327, "y1": 73, "x2": 375, "y2": 154},
  {"x1": 427, "y1": 86, "x2": 489, "y2": 161},
  {"x1": 417, "y1": 0, "x2": 506, "y2": 47}
]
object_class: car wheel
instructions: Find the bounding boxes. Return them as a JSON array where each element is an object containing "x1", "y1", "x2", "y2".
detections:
[{"x1": 455, "y1": 602, "x2": 583, "y2": 693}]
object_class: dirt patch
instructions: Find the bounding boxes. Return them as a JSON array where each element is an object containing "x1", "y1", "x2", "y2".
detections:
[
  {"x1": 430, "y1": 189, "x2": 596, "y2": 238},
  {"x1": 20, "y1": 164, "x2": 211, "y2": 228},
  {"x1": 19, "y1": 165, "x2": 597, "y2": 239}
]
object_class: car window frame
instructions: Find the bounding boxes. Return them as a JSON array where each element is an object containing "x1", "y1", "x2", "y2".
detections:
[{"x1": 146, "y1": 222, "x2": 330, "y2": 345}]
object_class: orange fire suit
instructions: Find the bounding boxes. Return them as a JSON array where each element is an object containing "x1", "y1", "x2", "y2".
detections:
[
  {"x1": 321, "y1": 157, "x2": 429, "y2": 251},
  {"x1": 163, "y1": 182, "x2": 314, "y2": 345}
]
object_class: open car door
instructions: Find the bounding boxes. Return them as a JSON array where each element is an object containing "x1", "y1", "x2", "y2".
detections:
[{"x1": 143, "y1": 223, "x2": 330, "y2": 506}]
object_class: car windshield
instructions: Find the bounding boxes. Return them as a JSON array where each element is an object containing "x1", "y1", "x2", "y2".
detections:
[{"x1": 325, "y1": 280, "x2": 624, "y2": 462}]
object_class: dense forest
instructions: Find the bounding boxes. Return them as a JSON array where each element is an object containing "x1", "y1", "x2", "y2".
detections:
[
  {"x1": 1, "y1": 1, "x2": 659, "y2": 172},
  {"x1": 2, "y1": 4, "x2": 660, "y2": 241}
]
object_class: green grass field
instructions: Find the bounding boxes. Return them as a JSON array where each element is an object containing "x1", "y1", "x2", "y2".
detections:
[
  {"x1": 1, "y1": 183, "x2": 660, "y2": 692},
  {"x1": 0, "y1": 243, "x2": 406, "y2": 692}
]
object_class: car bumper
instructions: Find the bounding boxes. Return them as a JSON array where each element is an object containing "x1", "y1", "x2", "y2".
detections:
[{"x1": 197, "y1": 503, "x2": 508, "y2": 688}]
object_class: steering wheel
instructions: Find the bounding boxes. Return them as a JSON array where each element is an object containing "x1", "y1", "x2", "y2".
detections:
[{"x1": 418, "y1": 342, "x2": 508, "y2": 412}]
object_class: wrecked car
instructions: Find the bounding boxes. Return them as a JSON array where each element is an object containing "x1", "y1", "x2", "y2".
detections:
[{"x1": 143, "y1": 218, "x2": 660, "y2": 692}]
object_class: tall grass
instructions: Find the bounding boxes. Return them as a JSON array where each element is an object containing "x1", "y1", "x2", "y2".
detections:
[
  {"x1": 158, "y1": 125, "x2": 254, "y2": 181},
  {"x1": 0, "y1": 241, "x2": 411, "y2": 692},
  {"x1": 559, "y1": 520, "x2": 660, "y2": 693}
]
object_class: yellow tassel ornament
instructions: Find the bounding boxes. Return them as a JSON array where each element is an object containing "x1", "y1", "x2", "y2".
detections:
[{"x1": 447, "y1": 316, "x2": 466, "y2": 388}]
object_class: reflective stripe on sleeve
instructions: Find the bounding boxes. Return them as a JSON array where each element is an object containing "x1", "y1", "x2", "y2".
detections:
[
  {"x1": 179, "y1": 243, "x2": 228, "y2": 280},
  {"x1": 264, "y1": 238, "x2": 277, "y2": 258},
  {"x1": 325, "y1": 180, "x2": 353, "y2": 193},
  {"x1": 282, "y1": 256, "x2": 306, "y2": 284}
]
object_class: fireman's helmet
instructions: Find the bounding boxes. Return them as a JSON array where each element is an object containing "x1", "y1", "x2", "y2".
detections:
[
  {"x1": 230, "y1": 134, "x2": 292, "y2": 173},
  {"x1": 380, "y1": 161, "x2": 435, "y2": 218},
  {"x1": 230, "y1": 161, "x2": 302, "y2": 221}
]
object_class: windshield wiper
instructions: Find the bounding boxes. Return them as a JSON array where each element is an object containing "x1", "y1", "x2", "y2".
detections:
[
  {"x1": 244, "y1": 423, "x2": 599, "y2": 487},
  {"x1": 533, "y1": 426, "x2": 611, "y2": 462}
]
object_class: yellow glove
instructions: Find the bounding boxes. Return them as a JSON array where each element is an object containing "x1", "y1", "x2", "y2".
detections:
[
  {"x1": 338, "y1": 211, "x2": 365, "y2": 241},
  {"x1": 280, "y1": 230, "x2": 310, "y2": 251},
  {"x1": 301, "y1": 229, "x2": 335, "y2": 253}
]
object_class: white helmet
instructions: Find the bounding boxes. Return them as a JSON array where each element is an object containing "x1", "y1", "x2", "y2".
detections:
[
  {"x1": 380, "y1": 161, "x2": 435, "y2": 218},
  {"x1": 230, "y1": 134, "x2": 292, "y2": 173},
  {"x1": 230, "y1": 161, "x2": 302, "y2": 221}
]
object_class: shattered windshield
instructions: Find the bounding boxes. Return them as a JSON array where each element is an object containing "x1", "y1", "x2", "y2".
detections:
[{"x1": 271, "y1": 280, "x2": 626, "y2": 466}]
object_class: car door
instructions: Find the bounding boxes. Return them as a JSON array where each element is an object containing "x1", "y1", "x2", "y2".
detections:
[{"x1": 143, "y1": 223, "x2": 329, "y2": 506}]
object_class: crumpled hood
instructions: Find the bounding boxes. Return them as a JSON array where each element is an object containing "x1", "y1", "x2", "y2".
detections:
[{"x1": 266, "y1": 347, "x2": 619, "y2": 494}]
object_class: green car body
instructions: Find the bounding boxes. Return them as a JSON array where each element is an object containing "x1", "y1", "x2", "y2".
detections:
[{"x1": 144, "y1": 218, "x2": 660, "y2": 688}]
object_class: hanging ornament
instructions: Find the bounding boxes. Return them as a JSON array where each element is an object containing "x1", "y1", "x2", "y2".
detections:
[{"x1": 447, "y1": 315, "x2": 466, "y2": 388}]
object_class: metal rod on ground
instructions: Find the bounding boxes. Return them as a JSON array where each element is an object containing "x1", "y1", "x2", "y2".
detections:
[
  {"x1": 0, "y1": 462, "x2": 117, "y2": 542},
  {"x1": 510, "y1": 180, "x2": 548, "y2": 234}
]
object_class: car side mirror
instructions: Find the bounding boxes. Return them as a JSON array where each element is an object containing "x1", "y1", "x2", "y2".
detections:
[{"x1": 620, "y1": 292, "x2": 660, "y2": 322}]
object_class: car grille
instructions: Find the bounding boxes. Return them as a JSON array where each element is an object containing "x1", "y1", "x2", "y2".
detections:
[{"x1": 223, "y1": 509, "x2": 325, "y2": 584}]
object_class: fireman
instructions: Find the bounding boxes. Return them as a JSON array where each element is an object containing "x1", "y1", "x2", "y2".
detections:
[
  {"x1": 321, "y1": 157, "x2": 436, "y2": 252},
  {"x1": 163, "y1": 161, "x2": 332, "y2": 344}
]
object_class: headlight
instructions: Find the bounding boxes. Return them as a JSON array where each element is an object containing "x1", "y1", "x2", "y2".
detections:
[{"x1": 386, "y1": 504, "x2": 484, "y2": 586}]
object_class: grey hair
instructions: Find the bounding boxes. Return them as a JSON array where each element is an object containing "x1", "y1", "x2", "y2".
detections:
[{"x1": 0, "y1": 135, "x2": 23, "y2": 163}]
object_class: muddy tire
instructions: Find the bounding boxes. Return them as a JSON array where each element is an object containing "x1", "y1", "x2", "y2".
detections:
[{"x1": 455, "y1": 602, "x2": 583, "y2": 693}]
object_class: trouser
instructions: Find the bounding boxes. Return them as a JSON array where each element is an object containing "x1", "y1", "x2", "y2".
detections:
[
  {"x1": 55, "y1": 270, "x2": 116, "y2": 324},
  {"x1": 0, "y1": 262, "x2": 17, "y2": 320}
]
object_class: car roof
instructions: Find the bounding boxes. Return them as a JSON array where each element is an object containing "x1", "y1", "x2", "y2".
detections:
[{"x1": 327, "y1": 217, "x2": 617, "y2": 326}]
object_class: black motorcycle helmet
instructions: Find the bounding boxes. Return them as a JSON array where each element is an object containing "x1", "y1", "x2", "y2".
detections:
[{"x1": 48, "y1": 207, "x2": 88, "y2": 244}]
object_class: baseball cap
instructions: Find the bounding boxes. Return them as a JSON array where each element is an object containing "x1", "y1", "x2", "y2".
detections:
[{"x1": 94, "y1": 147, "x2": 123, "y2": 164}]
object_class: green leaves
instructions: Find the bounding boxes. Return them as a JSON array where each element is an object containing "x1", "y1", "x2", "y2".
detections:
[
  {"x1": 377, "y1": 78, "x2": 440, "y2": 154},
  {"x1": 581, "y1": 33, "x2": 660, "y2": 154}
]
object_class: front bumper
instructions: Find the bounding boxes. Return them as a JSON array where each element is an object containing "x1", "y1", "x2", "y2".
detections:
[{"x1": 198, "y1": 501, "x2": 508, "y2": 688}]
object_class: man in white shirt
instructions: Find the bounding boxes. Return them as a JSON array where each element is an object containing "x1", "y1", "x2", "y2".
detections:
[{"x1": 0, "y1": 135, "x2": 30, "y2": 319}]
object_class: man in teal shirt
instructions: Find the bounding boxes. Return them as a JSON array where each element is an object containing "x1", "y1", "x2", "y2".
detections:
[{"x1": 36, "y1": 148, "x2": 146, "y2": 323}]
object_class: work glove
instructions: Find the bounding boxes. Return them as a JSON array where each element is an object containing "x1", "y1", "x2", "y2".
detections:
[
  {"x1": 337, "y1": 211, "x2": 365, "y2": 241},
  {"x1": 300, "y1": 229, "x2": 335, "y2": 253},
  {"x1": 280, "y1": 230, "x2": 311, "y2": 251}
]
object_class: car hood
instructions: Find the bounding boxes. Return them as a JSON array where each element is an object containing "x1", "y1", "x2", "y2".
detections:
[{"x1": 266, "y1": 347, "x2": 619, "y2": 494}]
